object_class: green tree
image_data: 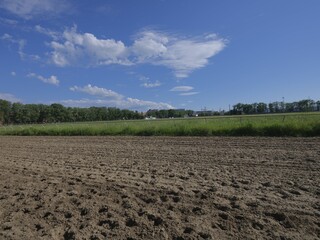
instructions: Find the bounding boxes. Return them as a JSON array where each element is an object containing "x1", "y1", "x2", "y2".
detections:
[
  {"x1": 298, "y1": 99, "x2": 313, "y2": 112},
  {"x1": 257, "y1": 102, "x2": 267, "y2": 113},
  {"x1": 25, "y1": 104, "x2": 40, "y2": 123},
  {"x1": 38, "y1": 104, "x2": 52, "y2": 123},
  {"x1": 50, "y1": 103, "x2": 67, "y2": 122},
  {"x1": 0, "y1": 99, "x2": 12, "y2": 124},
  {"x1": 242, "y1": 104, "x2": 253, "y2": 114},
  {"x1": 232, "y1": 103, "x2": 244, "y2": 114},
  {"x1": 316, "y1": 101, "x2": 320, "y2": 111},
  {"x1": 11, "y1": 102, "x2": 24, "y2": 124}
]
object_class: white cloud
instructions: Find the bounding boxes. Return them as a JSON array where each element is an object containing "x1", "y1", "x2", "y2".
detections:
[
  {"x1": 0, "y1": 93, "x2": 21, "y2": 102},
  {"x1": 70, "y1": 84, "x2": 124, "y2": 100},
  {"x1": 124, "y1": 98, "x2": 173, "y2": 110},
  {"x1": 179, "y1": 92, "x2": 199, "y2": 96},
  {"x1": 66, "y1": 84, "x2": 174, "y2": 110},
  {"x1": 35, "y1": 25, "x2": 59, "y2": 40},
  {"x1": 61, "y1": 98, "x2": 174, "y2": 111},
  {"x1": 139, "y1": 75, "x2": 149, "y2": 81},
  {"x1": 170, "y1": 86, "x2": 199, "y2": 96},
  {"x1": 47, "y1": 27, "x2": 226, "y2": 78},
  {"x1": 50, "y1": 26, "x2": 130, "y2": 67},
  {"x1": 11, "y1": 71, "x2": 16, "y2": 76},
  {"x1": 170, "y1": 86, "x2": 194, "y2": 92},
  {"x1": 132, "y1": 31, "x2": 168, "y2": 62},
  {"x1": 27, "y1": 73, "x2": 60, "y2": 86},
  {"x1": 0, "y1": 0, "x2": 69, "y2": 19},
  {"x1": 132, "y1": 31, "x2": 227, "y2": 78},
  {"x1": 141, "y1": 81, "x2": 162, "y2": 88},
  {"x1": 1, "y1": 33, "x2": 12, "y2": 40}
]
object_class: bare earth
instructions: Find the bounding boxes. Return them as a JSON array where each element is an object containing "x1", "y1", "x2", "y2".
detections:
[{"x1": 0, "y1": 136, "x2": 319, "y2": 240}]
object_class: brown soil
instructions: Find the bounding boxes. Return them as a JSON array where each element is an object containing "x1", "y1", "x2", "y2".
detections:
[{"x1": 0, "y1": 136, "x2": 319, "y2": 240}]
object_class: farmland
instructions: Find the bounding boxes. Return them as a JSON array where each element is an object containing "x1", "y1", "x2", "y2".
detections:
[
  {"x1": 1, "y1": 111, "x2": 320, "y2": 240},
  {"x1": 0, "y1": 136, "x2": 319, "y2": 239},
  {"x1": 0, "y1": 112, "x2": 320, "y2": 137}
]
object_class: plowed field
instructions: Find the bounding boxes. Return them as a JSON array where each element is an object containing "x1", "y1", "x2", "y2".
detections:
[{"x1": 0, "y1": 137, "x2": 319, "y2": 239}]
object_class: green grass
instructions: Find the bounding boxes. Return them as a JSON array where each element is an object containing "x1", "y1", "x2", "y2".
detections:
[{"x1": 0, "y1": 112, "x2": 320, "y2": 137}]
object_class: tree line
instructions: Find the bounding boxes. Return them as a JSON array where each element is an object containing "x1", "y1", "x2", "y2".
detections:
[
  {"x1": 146, "y1": 109, "x2": 194, "y2": 118},
  {"x1": 146, "y1": 99, "x2": 320, "y2": 118},
  {"x1": 0, "y1": 100, "x2": 144, "y2": 125},
  {"x1": 0, "y1": 98, "x2": 319, "y2": 125},
  {"x1": 230, "y1": 99, "x2": 320, "y2": 115}
]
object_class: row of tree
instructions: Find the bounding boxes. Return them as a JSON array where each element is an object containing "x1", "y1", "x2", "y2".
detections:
[
  {"x1": 230, "y1": 99, "x2": 320, "y2": 115},
  {"x1": 0, "y1": 100, "x2": 143, "y2": 125},
  {"x1": 146, "y1": 99, "x2": 320, "y2": 118},
  {"x1": 146, "y1": 109, "x2": 194, "y2": 118},
  {"x1": 0, "y1": 98, "x2": 319, "y2": 125}
]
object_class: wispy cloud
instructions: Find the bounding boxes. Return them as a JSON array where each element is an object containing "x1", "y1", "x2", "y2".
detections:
[
  {"x1": 0, "y1": 17, "x2": 19, "y2": 26},
  {"x1": 11, "y1": 71, "x2": 16, "y2": 76},
  {"x1": 179, "y1": 92, "x2": 199, "y2": 96},
  {"x1": 1, "y1": 33, "x2": 40, "y2": 61},
  {"x1": 70, "y1": 84, "x2": 124, "y2": 100},
  {"x1": 35, "y1": 25, "x2": 60, "y2": 40},
  {"x1": 170, "y1": 85, "x2": 199, "y2": 96},
  {"x1": 47, "y1": 27, "x2": 226, "y2": 78},
  {"x1": 141, "y1": 80, "x2": 162, "y2": 88},
  {"x1": 1, "y1": 33, "x2": 25, "y2": 57},
  {"x1": 0, "y1": 93, "x2": 21, "y2": 102},
  {"x1": 138, "y1": 75, "x2": 149, "y2": 81},
  {"x1": 125, "y1": 98, "x2": 173, "y2": 110},
  {"x1": 170, "y1": 86, "x2": 194, "y2": 92},
  {"x1": 27, "y1": 73, "x2": 60, "y2": 86},
  {"x1": 0, "y1": 0, "x2": 70, "y2": 19},
  {"x1": 61, "y1": 98, "x2": 174, "y2": 111},
  {"x1": 1, "y1": 33, "x2": 13, "y2": 41},
  {"x1": 66, "y1": 84, "x2": 174, "y2": 110}
]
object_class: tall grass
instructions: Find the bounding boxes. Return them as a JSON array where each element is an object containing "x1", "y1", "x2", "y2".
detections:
[{"x1": 0, "y1": 112, "x2": 319, "y2": 137}]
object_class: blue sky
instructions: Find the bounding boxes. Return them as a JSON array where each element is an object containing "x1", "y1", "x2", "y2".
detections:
[{"x1": 0, "y1": 0, "x2": 319, "y2": 111}]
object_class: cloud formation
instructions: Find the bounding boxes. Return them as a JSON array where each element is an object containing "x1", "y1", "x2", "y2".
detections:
[
  {"x1": 134, "y1": 31, "x2": 226, "y2": 78},
  {"x1": 170, "y1": 85, "x2": 199, "y2": 96},
  {"x1": 170, "y1": 86, "x2": 194, "y2": 92},
  {"x1": 179, "y1": 92, "x2": 199, "y2": 96},
  {"x1": 35, "y1": 25, "x2": 60, "y2": 40},
  {"x1": 141, "y1": 80, "x2": 162, "y2": 88},
  {"x1": 61, "y1": 98, "x2": 174, "y2": 111},
  {"x1": 67, "y1": 84, "x2": 174, "y2": 110},
  {"x1": 0, "y1": 17, "x2": 19, "y2": 26},
  {"x1": 0, "y1": 0, "x2": 69, "y2": 19},
  {"x1": 50, "y1": 26, "x2": 129, "y2": 67},
  {"x1": 27, "y1": 73, "x2": 60, "y2": 86},
  {"x1": 70, "y1": 84, "x2": 124, "y2": 100},
  {"x1": 1, "y1": 33, "x2": 25, "y2": 57},
  {"x1": 1, "y1": 33, "x2": 40, "y2": 61},
  {"x1": 47, "y1": 27, "x2": 226, "y2": 78}
]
